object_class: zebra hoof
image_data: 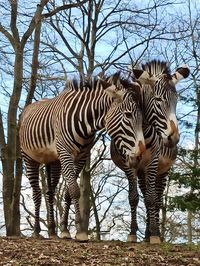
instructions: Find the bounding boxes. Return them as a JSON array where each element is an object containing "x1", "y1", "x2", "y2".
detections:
[
  {"x1": 150, "y1": 236, "x2": 161, "y2": 244},
  {"x1": 75, "y1": 232, "x2": 88, "y2": 242},
  {"x1": 127, "y1": 234, "x2": 137, "y2": 243},
  {"x1": 60, "y1": 231, "x2": 72, "y2": 239}
]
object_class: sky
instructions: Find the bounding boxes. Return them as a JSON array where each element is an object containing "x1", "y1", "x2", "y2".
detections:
[{"x1": 0, "y1": 0, "x2": 199, "y2": 242}]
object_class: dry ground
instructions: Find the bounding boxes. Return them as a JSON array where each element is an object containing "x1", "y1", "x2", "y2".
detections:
[{"x1": 0, "y1": 237, "x2": 200, "y2": 265}]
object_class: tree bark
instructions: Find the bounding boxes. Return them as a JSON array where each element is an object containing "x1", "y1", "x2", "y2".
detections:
[
  {"x1": 1, "y1": 0, "x2": 49, "y2": 236},
  {"x1": 160, "y1": 203, "x2": 167, "y2": 242},
  {"x1": 79, "y1": 157, "x2": 91, "y2": 234},
  {"x1": 25, "y1": 18, "x2": 42, "y2": 106},
  {"x1": 3, "y1": 46, "x2": 23, "y2": 236},
  {"x1": 187, "y1": 210, "x2": 193, "y2": 244},
  {"x1": 90, "y1": 185, "x2": 101, "y2": 240}
]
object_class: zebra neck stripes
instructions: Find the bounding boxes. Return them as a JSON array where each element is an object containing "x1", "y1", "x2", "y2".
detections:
[{"x1": 19, "y1": 73, "x2": 145, "y2": 240}]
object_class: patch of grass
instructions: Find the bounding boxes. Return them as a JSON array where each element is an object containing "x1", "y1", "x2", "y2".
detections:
[
  {"x1": 160, "y1": 242, "x2": 174, "y2": 255},
  {"x1": 160, "y1": 242, "x2": 200, "y2": 255},
  {"x1": 181, "y1": 242, "x2": 200, "y2": 251}
]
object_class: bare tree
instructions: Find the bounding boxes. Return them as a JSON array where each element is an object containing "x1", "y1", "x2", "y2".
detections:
[
  {"x1": 150, "y1": 0, "x2": 200, "y2": 243},
  {"x1": 0, "y1": 0, "x2": 88, "y2": 236},
  {"x1": 38, "y1": 0, "x2": 179, "y2": 237},
  {"x1": 1, "y1": 0, "x2": 192, "y2": 241},
  {"x1": 0, "y1": 0, "x2": 50, "y2": 236}
]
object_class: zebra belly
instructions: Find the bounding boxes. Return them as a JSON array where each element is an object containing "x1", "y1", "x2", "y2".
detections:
[{"x1": 23, "y1": 143, "x2": 58, "y2": 164}]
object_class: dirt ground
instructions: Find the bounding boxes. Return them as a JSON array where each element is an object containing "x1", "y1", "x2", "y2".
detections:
[{"x1": 0, "y1": 237, "x2": 199, "y2": 266}]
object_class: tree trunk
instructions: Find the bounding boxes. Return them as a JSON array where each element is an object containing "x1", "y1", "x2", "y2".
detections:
[
  {"x1": 90, "y1": 185, "x2": 101, "y2": 240},
  {"x1": 187, "y1": 210, "x2": 193, "y2": 244},
  {"x1": 25, "y1": 18, "x2": 42, "y2": 106},
  {"x1": 2, "y1": 47, "x2": 24, "y2": 236},
  {"x1": 160, "y1": 203, "x2": 167, "y2": 242},
  {"x1": 79, "y1": 157, "x2": 91, "y2": 234}
]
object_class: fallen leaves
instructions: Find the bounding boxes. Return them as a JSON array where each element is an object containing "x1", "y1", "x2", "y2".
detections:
[{"x1": 0, "y1": 237, "x2": 199, "y2": 265}]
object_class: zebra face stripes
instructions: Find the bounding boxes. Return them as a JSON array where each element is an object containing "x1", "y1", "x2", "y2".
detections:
[
  {"x1": 131, "y1": 60, "x2": 190, "y2": 148},
  {"x1": 105, "y1": 83, "x2": 145, "y2": 168},
  {"x1": 19, "y1": 75, "x2": 145, "y2": 240},
  {"x1": 112, "y1": 60, "x2": 190, "y2": 244}
]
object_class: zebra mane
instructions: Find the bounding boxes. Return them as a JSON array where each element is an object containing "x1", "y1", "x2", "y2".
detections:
[
  {"x1": 105, "y1": 72, "x2": 135, "y2": 89},
  {"x1": 64, "y1": 72, "x2": 135, "y2": 91},
  {"x1": 64, "y1": 77, "x2": 100, "y2": 91},
  {"x1": 142, "y1": 60, "x2": 171, "y2": 77}
]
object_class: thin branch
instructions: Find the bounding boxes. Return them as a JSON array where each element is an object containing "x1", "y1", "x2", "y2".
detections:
[
  {"x1": 21, "y1": 1, "x2": 49, "y2": 48},
  {"x1": 0, "y1": 23, "x2": 16, "y2": 48},
  {"x1": 42, "y1": 0, "x2": 89, "y2": 18},
  {"x1": 0, "y1": 108, "x2": 6, "y2": 151}
]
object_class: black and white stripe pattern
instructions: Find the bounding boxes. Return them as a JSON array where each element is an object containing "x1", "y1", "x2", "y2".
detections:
[
  {"x1": 20, "y1": 74, "x2": 145, "y2": 240},
  {"x1": 111, "y1": 60, "x2": 190, "y2": 244}
]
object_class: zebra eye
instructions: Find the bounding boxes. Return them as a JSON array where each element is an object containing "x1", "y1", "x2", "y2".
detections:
[{"x1": 125, "y1": 112, "x2": 132, "y2": 118}]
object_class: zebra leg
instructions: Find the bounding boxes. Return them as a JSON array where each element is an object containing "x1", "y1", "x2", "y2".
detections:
[
  {"x1": 145, "y1": 166, "x2": 161, "y2": 244},
  {"x1": 59, "y1": 153, "x2": 88, "y2": 241},
  {"x1": 155, "y1": 173, "x2": 168, "y2": 242},
  {"x1": 138, "y1": 163, "x2": 161, "y2": 244},
  {"x1": 46, "y1": 162, "x2": 61, "y2": 238},
  {"x1": 61, "y1": 184, "x2": 88, "y2": 241},
  {"x1": 138, "y1": 173, "x2": 150, "y2": 242},
  {"x1": 139, "y1": 184, "x2": 162, "y2": 243},
  {"x1": 24, "y1": 158, "x2": 42, "y2": 238},
  {"x1": 144, "y1": 210, "x2": 150, "y2": 242},
  {"x1": 127, "y1": 170, "x2": 139, "y2": 243},
  {"x1": 60, "y1": 185, "x2": 72, "y2": 239}
]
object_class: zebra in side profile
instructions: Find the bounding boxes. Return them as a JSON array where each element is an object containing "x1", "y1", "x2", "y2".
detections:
[
  {"x1": 19, "y1": 75, "x2": 145, "y2": 241},
  {"x1": 111, "y1": 60, "x2": 190, "y2": 244}
]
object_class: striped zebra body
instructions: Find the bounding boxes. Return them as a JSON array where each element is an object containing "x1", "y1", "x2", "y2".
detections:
[
  {"x1": 111, "y1": 60, "x2": 190, "y2": 244},
  {"x1": 135, "y1": 126, "x2": 178, "y2": 242},
  {"x1": 20, "y1": 76, "x2": 145, "y2": 240},
  {"x1": 111, "y1": 128, "x2": 177, "y2": 242}
]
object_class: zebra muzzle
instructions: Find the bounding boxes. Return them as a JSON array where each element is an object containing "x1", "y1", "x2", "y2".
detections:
[{"x1": 163, "y1": 120, "x2": 179, "y2": 147}]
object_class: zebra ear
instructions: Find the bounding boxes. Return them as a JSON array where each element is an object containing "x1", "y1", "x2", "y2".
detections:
[
  {"x1": 172, "y1": 65, "x2": 190, "y2": 84},
  {"x1": 132, "y1": 69, "x2": 154, "y2": 85},
  {"x1": 132, "y1": 69, "x2": 147, "y2": 79},
  {"x1": 98, "y1": 79, "x2": 112, "y2": 89},
  {"x1": 97, "y1": 71, "x2": 105, "y2": 79},
  {"x1": 98, "y1": 78, "x2": 124, "y2": 101},
  {"x1": 105, "y1": 85, "x2": 124, "y2": 102}
]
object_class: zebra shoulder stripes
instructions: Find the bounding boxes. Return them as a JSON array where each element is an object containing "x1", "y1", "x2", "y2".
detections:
[
  {"x1": 19, "y1": 75, "x2": 145, "y2": 241},
  {"x1": 111, "y1": 60, "x2": 190, "y2": 244}
]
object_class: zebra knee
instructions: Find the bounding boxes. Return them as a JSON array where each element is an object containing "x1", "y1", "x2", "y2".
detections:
[{"x1": 145, "y1": 194, "x2": 156, "y2": 208}]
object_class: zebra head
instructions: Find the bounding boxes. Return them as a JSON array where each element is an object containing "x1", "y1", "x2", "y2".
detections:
[
  {"x1": 103, "y1": 79, "x2": 146, "y2": 168},
  {"x1": 131, "y1": 60, "x2": 190, "y2": 148}
]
